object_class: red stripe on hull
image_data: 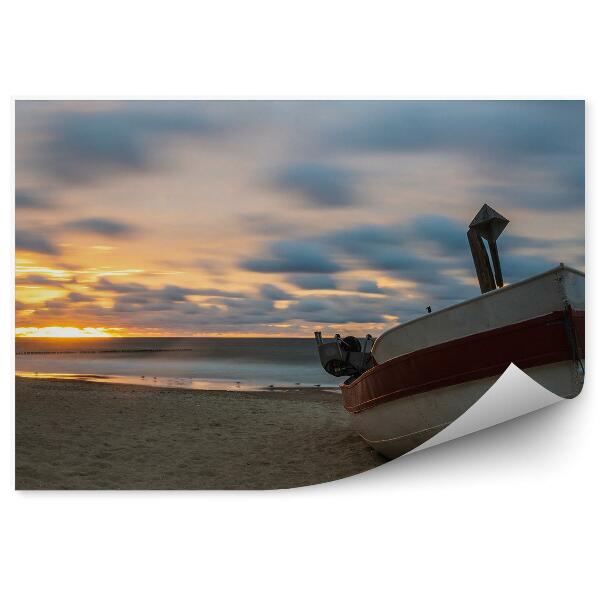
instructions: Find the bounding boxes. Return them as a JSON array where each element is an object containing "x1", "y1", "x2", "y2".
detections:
[{"x1": 342, "y1": 309, "x2": 584, "y2": 414}]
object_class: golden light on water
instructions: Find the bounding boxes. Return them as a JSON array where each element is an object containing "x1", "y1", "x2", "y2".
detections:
[{"x1": 15, "y1": 326, "x2": 119, "y2": 338}]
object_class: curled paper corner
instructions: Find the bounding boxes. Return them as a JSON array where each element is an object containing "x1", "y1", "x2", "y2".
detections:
[{"x1": 407, "y1": 363, "x2": 569, "y2": 455}]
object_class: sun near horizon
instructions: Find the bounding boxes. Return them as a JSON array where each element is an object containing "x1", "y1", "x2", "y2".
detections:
[
  {"x1": 14, "y1": 326, "x2": 320, "y2": 338},
  {"x1": 15, "y1": 326, "x2": 119, "y2": 338}
]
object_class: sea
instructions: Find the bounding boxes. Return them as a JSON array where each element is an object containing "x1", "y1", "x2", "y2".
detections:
[{"x1": 15, "y1": 337, "x2": 340, "y2": 391}]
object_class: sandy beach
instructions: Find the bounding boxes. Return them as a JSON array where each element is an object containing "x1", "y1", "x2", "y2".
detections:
[{"x1": 15, "y1": 376, "x2": 386, "y2": 490}]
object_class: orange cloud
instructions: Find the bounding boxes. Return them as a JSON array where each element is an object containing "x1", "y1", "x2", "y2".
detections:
[{"x1": 16, "y1": 326, "x2": 120, "y2": 338}]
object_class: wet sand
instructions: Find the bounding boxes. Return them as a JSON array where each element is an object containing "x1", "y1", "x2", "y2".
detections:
[{"x1": 15, "y1": 377, "x2": 386, "y2": 490}]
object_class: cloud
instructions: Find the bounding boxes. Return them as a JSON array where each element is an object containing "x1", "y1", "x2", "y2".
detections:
[
  {"x1": 15, "y1": 230, "x2": 60, "y2": 255},
  {"x1": 331, "y1": 101, "x2": 584, "y2": 212},
  {"x1": 500, "y1": 253, "x2": 556, "y2": 281},
  {"x1": 472, "y1": 175, "x2": 584, "y2": 211},
  {"x1": 327, "y1": 223, "x2": 401, "y2": 252},
  {"x1": 151, "y1": 284, "x2": 242, "y2": 302},
  {"x1": 16, "y1": 274, "x2": 71, "y2": 287},
  {"x1": 239, "y1": 214, "x2": 295, "y2": 237},
  {"x1": 420, "y1": 278, "x2": 478, "y2": 306},
  {"x1": 323, "y1": 221, "x2": 457, "y2": 284},
  {"x1": 241, "y1": 240, "x2": 342, "y2": 273},
  {"x1": 355, "y1": 280, "x2": 384, "y2": 294},
  {"x1": 15, "y1": 190, "x2": 53, "y2": 210},
  {"x1": 259, "y1": 284, "x2": 293, "y2": 300},
  {"x1": 292, "y1": 297, "x2": 331, "y2": 313},
  {"x1": 287, "y1": 294, "x2": 399, "y2": 324},
  {"x1": 411, "y1": 215, "x2": 468, "y2": 254},
  {"x1": 332, "y1": 101, "x2": 583, "y2": 158},
  {"x1": 359, "y1": 248, "x2": 448, "y2": 284},
  {"x1": 287, "y1": 274, "x2": 338, "y2": 290},
  {"x1": 149, "y1": 285, "x2": 244, "y2": 301},
  {"x1": 65, "y1": 218, "x2": 138, "y2": 237},
  {"x1": 67, "y1": 292, "x2": 95, "y2": 302},
  {"x1": 239, "y1": 212, "x2": 577, "y2": 328},
  {"x1": 221, "y1": 298, "x2": 276, "y2": 316},
  {"x1": 15, "y1": 101, "x2": 583, "y2": 335},
  {"x1": 273, "y1": 163, "x2": 357, "y2": 207},
  {"x1": 92, "y1": 279, "x2": 245, "y2": 307},
  {"x1": 321, "y1": 214, "x2": 574, "y2": 286},
  {"x1": 113, "y1": 293, "x2": 151, "y2": 305},
  {"x1": 152, "y1": 285, "x2": 198, "y2": 302},
  {"x1": 29, "y1": 102, "x2": 221, "y2": 184},
  {"x1": 94, "y1": 278, "x2": 148, "y2": 293},
  {"x1": 503, "y1": 234, "x2": 582, "y2": 250},
  {"x1": 241, "y1": 221, "x2": 462, "y2": 304},
  {"x1": 43, "y1": 299, "x2": 69, "y2": 310}
]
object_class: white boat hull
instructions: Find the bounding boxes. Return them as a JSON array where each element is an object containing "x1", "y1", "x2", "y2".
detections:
[
  {"x1": 373, "y1": 265, "x2": 584, "y2": 364},
  {"x1": 340, "y1": 265, "x2": 585, "y2": 459},
  {"x1": 352, "y1": 360, "x2": 583, "y2": 459}
]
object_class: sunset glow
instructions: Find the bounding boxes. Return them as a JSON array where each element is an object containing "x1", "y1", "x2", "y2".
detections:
[
  {"x1": 16, "y1": 326, "x2": 119, "y2": 338},
  {"x1": 15, "y1": 101, "x2": 584, "y2": 337}
]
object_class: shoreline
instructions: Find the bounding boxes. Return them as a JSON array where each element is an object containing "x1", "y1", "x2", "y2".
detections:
[
  {"x1": 16, "y1": 370, "x2": 341, "y2": 393},
  {"x1": 15, "y1": 376, "x2": 386, "y2": 490}
]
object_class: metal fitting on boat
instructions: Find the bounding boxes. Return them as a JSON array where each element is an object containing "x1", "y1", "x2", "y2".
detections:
[{"x1": 314, "y1": 332, "x2": 374, "y2": 382}]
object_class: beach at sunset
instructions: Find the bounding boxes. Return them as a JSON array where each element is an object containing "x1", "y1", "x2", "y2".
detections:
[
  {"x1": 15, "y1": 376, "x2": 385, "y2": 490},
  {"x1": 5, "y1": 9, "x2": 596, "y2": 600},
  {"x1": 14, "y1": 100, "x2": 585, "y2": 489}
]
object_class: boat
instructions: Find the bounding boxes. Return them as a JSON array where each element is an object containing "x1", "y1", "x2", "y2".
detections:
[{"x1": 315, "y1": 205, "x2": 585, "y2": 459}]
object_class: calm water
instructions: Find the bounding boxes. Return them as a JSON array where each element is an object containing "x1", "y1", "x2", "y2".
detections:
[{"x1": 15, "y1": 337, "x2": 340, "y2": 391}]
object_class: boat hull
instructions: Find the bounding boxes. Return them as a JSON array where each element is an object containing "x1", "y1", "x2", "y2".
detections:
[
  {"x1": 373, "y1": 265, "x2": 584, "y2": 364},
  {"x1": 351, "y1": 360, "x2": 582, "y2": 458},
  {"x1": 340, "y1": 266, "x2": 585, "y2": 459}
]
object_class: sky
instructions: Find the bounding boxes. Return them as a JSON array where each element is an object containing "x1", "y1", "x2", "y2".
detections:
[{"x1": 15, "y1": 100, "x2": 584, "y2": 337}]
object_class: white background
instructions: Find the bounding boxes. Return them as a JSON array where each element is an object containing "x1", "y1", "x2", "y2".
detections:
[{"x1": 1, "y1": 2, "x2": 598, "y2": 598}]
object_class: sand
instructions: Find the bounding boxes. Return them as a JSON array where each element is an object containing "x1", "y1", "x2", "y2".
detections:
[{"x1": 15, "y1": 377, "x2": 386, "y2": 490}]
